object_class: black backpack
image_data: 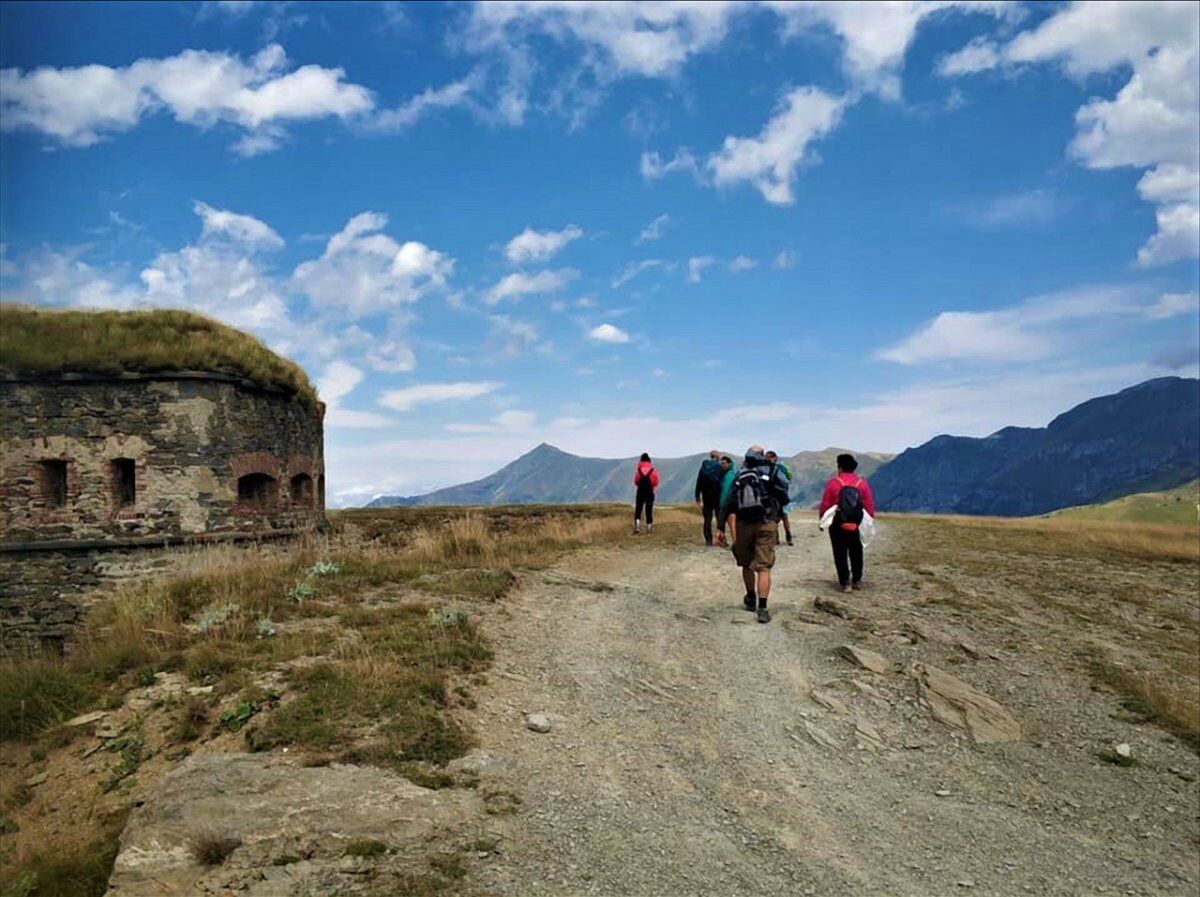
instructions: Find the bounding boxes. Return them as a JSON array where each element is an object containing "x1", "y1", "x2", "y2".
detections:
[
  {"x1": 733, "y1": 464, "x2": 781, "y2": 524},
  {"x1": 699, "y1": 459, "x2": 722, "y2": 490},
  {"x1": 637, "y1": 467, "x2": 656, "y2": 491},
  {"x1": 835, "y1": 478, "x2": 864, "y2": 530}
]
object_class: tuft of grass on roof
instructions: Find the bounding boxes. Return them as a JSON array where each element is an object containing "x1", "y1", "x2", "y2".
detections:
[{"x1": 0, "y1": 306, "x2": 316, "y2": 404}]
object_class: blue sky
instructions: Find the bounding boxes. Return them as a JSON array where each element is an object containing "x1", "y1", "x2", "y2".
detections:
[{"x1": 2, "y1": 1, "x2": 1197, "y2": 504}]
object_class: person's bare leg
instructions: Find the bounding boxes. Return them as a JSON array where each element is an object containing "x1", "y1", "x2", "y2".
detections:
[
  {"x1": 742, "y1": 567, "x2": 755, "y2": 594},
  {"x1": 756, "y1": 569, "x2": 771, "y2": 605}
]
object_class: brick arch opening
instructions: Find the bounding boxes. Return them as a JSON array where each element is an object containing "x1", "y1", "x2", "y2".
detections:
[
  {"x1": 237, "y1": 473, "x2": 278, "y2": 510},
  {"x1": 290, "y1": 472, "x2": 314, "y2": 507}
]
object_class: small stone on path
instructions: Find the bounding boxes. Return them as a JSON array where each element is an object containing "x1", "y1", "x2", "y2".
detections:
[
  {"x1": 1115, "y1": 743, "x2": 1132, "y2": 759},
  {"x1": 525, "y1": 713, "x2": 552, "y2": 733}
]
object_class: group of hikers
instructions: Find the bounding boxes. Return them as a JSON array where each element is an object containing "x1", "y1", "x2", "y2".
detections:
[{"x1": 632, "y1": 447, "x2": 876, "y2": 624}]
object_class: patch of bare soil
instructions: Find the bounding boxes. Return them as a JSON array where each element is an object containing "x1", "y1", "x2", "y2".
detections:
[{"x1": 455, "y1": 515, "x2": 1200, "y2": 896}]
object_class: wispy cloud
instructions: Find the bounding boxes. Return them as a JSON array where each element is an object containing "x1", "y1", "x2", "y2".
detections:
[
  {"x1": 504, "y1": 224, "x2": 583, "y2": 263},
  {"x1": 378, "y1": 381, "x2": 501, "y2": 411},
  {"x1": 637, "y1": 213, "x2": 671, "y2": 243},
  {"x1": 486, "y1": 268, "x2": 577, "y2": 304}
]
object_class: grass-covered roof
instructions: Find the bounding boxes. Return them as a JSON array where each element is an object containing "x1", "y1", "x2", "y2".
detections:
[{"x1": 0, "y1": 306, "x2": 316, "y2": 403}]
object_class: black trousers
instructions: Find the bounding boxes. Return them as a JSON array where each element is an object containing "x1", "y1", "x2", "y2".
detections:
[
  {"x1": 700, "y1": 491, "x2": 719, "y2": 544},
  {"x1": 635, "y1": 491, "x2": 655, "y2": 525},
  {"x1": 829, "y1": 527, "x2": 863, "y2": 585}
]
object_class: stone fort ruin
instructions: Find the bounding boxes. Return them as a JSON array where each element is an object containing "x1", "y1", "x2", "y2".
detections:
[{"x1": 0, "y1": 307, "x2": 326, "y2": 648}]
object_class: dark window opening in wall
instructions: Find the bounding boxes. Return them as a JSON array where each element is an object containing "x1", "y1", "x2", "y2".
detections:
[
  {"x1": 237, "y1": 473, "x2": 278, "y2": 510},
  {"x1": 38, "y1": 460, "x2": 68, "y2": 508},
  {"x1": 318, "y1": 474, "x2": 326, "y2": 509},
  {"x1": 112, "y1": 458, "x2": 136, "y2": 508},
  {"x1": 290, "y1": 473, "x2": 314, "y2": 507}
]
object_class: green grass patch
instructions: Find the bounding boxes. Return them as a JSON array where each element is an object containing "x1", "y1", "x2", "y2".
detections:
[
  {"x1": 0, "y1": 306, "x2": 315, "y2": 404},
  {"x1": 342, "y1": 839, "x2": 388, "y2": 858},
  {"x1": 0, "y1": 658, "x2": 99, "y2": 741}
]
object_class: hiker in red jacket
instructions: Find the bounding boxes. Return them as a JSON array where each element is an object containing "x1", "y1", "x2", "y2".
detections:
[
  {"x1": 818, "y1": 453, "x2": 876, "y2": 592},
  {"x1": 633, "y1": 452, "x2": 659, "y2": 534}
]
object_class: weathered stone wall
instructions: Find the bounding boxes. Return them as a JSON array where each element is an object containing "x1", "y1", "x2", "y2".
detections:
[
  {"x1": 0, "y1": 372, "x2": 325, "y2": 647},
  {"x1": 0, "y1": 373, "x2": 324, "y2": 542}
]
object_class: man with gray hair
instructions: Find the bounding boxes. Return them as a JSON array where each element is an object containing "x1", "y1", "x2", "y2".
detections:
[
  {"x1": 694, "y1": 448, "x2": 724, "y2": 546},
  {"x1": 722, "y1": 445, "x2": 790, "y2": 623}
]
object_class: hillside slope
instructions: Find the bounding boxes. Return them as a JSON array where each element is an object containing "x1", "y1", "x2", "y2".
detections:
[
  {"x1": 368, "y1": 444, "x2": 891, "y2": 508},
  {"x1": 1047, "y1": 479, "x2": 1200, "y2": 525},
  {"x1": 872, "y1": 377, "x2": 1200, "y2": 516}
]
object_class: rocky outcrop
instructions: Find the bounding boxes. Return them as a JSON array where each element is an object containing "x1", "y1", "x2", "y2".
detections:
[
  {"x1": 908, "y1": 663, "x2": 1021, "y2": 744},
  {"x1": 106, "y1": 753, "x2": 486, "y2": 896}
]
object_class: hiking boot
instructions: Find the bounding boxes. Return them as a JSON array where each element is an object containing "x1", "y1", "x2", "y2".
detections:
[
  {"x1": 743, "y1": 592, "x2": 757, "y2": 611},
  {"x1": 756, "y1": 607, "x2": 771, "y2": 624},
  {"x1": 633, "y1": 521, "x2": 640, "y2": 534},
  {"x1": 648, "y1": 523, "x2": 654, "y2": 534},
  {"x1": 785, "y1": 534, "x2": 794, "y2": 546},
  {"x1": 851, "y1": 581, "x2": 863, "y2": 590},
  {"x1": 842, "y1": 583, "x2": 853, "y2": 594}
]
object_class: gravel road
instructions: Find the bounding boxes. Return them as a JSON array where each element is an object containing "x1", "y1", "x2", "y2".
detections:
[{"x1": 459, "y1": 518, "x2": 1200, "y2": 897}]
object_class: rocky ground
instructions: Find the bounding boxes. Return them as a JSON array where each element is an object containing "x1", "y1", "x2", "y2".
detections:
[
  {"x1": 454, "y1": 515, "x2": 1199, "y2": 896},
  {"x1": 10, "y1": 511, "x2": 1196, "y2": 896}
]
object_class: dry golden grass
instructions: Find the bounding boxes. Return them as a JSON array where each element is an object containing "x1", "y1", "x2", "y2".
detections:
[
  {"x1": 890, "y1": 513, "x2": 1199, "y2": 748},
  {"x1": 0, "y1": 305, "x2": 316, "y2": 403},
  {"x1": 887, "y1": 513, "x2": 1199, "y2": 563}
]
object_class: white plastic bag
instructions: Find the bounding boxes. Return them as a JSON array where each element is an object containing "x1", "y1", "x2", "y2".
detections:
[{"x1": 859, "y1": 511, "x2": 876, "y2": 548}]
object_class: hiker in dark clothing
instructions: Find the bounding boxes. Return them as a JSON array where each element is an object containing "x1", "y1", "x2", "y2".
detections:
[
  {"x1": 765, "y1": 450, "x2": 794, "y2": 546},
  {"x1": 633, "y1": 452, "x2": 659, "y2": 534},
  {"x1": 694, "y1": 449, "x2": 724, "y2": 546},
  {"x1": 724, "y1": 445, "x2": 790, "y2": 624},
  {"x1": 714, "y1": 455, "x2": 736, "y2": 547},
  {"x1": 818, "y1": 453, "x2": 877, "y2": 593}
]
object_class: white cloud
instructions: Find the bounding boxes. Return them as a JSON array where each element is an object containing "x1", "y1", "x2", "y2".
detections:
[
  {"x1": 611, "y1": 259, "x2": 662, "y2": 288},
  {"x1": 936, "y1": 36, "x2": 1001, "y2": 76},
  {"x1": 503, "y1": 224, "x2": 583, "y2": 263},
  {"x1": 637, "y1": 213, "x2": 671, "y2": 243},
  {"x1": 939, "y1": 1, "x2": 1199, "y2": 266},
  {"x1": 687, "y1": 255, "x2": 715, "y2": 283},
  {"x1": 378, "y1": 381, "x2": 501, "y2": 412},
  {"x1": 589, "y1": 323, "x2": 631, "y2": 344},
  {"x1": 316, "y1": 360, "x2": 362, "y2": 405},
  {"x1": 769, "y1": 1, "x2": 1019, "y2": 100},
  {"x1": 488, "y1": 314, "x2": 540, "y2": 356},
  {"x1": 707, "y1": 87, "x2": 846, "y2": 205},
  {"x1": 728, "y1": 254, "x2": 758, "y2": 272},
  {"x1": 374, "y1": 73, "x2": 478, "y2": 130},
  {"x1": 486, "y1": 268, "x2": 578, "y2": 304},
  {"x1": 193, "y1": 200, "x2": 283, "y2": 249},
  {"x1": 640, "y1": 149, "x2": 701, "y2": 181},
  {"x1": 879, "y1": 285, "x2": 1193, "y2": 365},
  {"x1": 0, "y1": 44, "x2": 373, "y2": 153},
  {"x1": 1145, "y1": 291, "x2": 1200, "y2": 320},
  {"x1": 959, "y1": 189, "x2": 1060, "y2": 227},
  {"x1": 445, "y1": 409, "x2": 537, "y2": 434},
  {"x1": 292, "y1": 212, "x2": 454, "y2": 315},
  {"x1": 773, "y1": 250, "x2": 796, "y2": 269}
]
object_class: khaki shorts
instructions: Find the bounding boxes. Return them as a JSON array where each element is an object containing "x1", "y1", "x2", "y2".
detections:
[{"x1": 732, "y1": 520, "x2": 777, "y2": 571}]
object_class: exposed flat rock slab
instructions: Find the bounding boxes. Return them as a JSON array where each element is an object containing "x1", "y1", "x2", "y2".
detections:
[
  {"x1": 106, "y1": 753, "x2": 485, "y2": 896},
  {"x1": 908, "y1": 663, "x2": 1021, "y2": 744},
  {"x1": 835, "y1": 644, "x2": 890, "y2": 675}
]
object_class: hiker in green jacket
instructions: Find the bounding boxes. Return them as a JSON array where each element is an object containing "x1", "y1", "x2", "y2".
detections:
[
  {"x1": 766, "y1": 451, "x2": 794, "y2": 545},
  {"x1": 714, "y1": 455, "x2": 736, "y2": 547}
]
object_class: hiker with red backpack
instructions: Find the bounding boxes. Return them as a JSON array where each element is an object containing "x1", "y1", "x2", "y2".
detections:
[
  {"x1": 818, "y1": 453, "x2": 876, "y2": 593},
  {"x1": 633, "y1": 452, "x2": 659, "y2": 534}
]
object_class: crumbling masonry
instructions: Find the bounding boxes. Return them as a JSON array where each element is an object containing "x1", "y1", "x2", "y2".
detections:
[{"x1": 0, "y1": 371, "x2": 325, "y2": 648}]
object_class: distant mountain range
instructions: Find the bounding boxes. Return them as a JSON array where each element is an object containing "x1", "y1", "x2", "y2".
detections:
[
  {"x1": 367, "y1": 444, "x2": 892, "y2": 508},
  {"x1": 871, "y1": 377, "x2": 1200, "y2": 516},
  {"x1": 366, "y1": 377, "x2": 1200, "y2": 518}
]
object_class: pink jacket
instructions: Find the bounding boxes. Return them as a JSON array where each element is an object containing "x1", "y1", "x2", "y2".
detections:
[{"x1": 633, "y1": 462, "x2": 659, "y2": 493}]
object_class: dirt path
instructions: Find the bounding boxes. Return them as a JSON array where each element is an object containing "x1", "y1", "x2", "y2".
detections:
[{"x1": 459, "y1": 517, "x2": 1199, "y2": 897}]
